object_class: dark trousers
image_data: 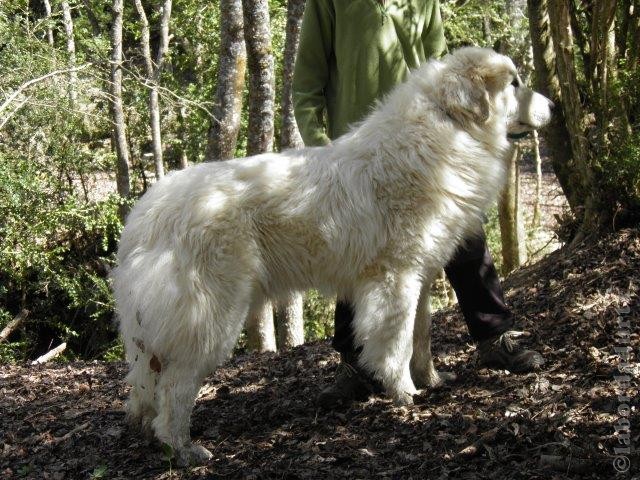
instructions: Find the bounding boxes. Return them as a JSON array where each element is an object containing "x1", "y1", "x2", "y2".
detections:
[{"x1": 332, "y1": 231, "x2": 514, "y2": 355}]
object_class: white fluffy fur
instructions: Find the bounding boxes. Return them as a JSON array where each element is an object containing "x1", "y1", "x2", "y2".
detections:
[{"x1": 112, "y1": 47, "x2": 552, "y2": 465}]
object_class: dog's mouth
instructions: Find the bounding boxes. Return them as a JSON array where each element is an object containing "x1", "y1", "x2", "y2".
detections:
[{"x1": 507, "y1": 121, "x2": 537, "y2": 135}]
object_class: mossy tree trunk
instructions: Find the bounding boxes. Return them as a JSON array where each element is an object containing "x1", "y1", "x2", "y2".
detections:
[{"x1": 205, "y1": 0, "x2": 247, "y2": 162}]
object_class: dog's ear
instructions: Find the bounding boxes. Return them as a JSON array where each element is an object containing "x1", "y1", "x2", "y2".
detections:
[
  {"x1": 437, "y1": 72, "x2": 491, "y2": 125},
  {"x1": 477, "y1": 63, "x2": 515, "y2": 93}
]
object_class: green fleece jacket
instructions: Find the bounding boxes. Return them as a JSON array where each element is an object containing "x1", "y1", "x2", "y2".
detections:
[{"x1": 292, "y1": 0, "x2": 447, "y2": 146}]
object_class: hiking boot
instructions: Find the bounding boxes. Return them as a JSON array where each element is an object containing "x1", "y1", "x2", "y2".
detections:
[
  {"x1": 317, "y1": 355, "x2": 382, "y2": 409},
  {"x1": 477, "y1": 330, "x2": 545, "y2": 373}
]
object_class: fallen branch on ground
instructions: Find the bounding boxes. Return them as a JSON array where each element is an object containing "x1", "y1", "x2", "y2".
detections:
[
  {"x1": 51, "y1": 422, "x2": 90, "y2": 445},
  {"x1": 31, "y1": 342, "x2": 67, "y2": 365},
  {"x1": 0, "y1": 309, "x2": 29, "y2": 342}
]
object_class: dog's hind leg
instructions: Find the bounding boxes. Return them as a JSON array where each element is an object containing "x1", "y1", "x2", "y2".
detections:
[
  {"x1": 152, "y1": 361, "x2": 212, "y2": 467},
  {"x1": 352, "y1": 271, "x2": 422, "y2": 406},
  {"x1": 125, "y1": 349, "x2": 158, "y2": 436},
  {"x1": 410, "y1": 279, "x2": 456, "y2": 389}
]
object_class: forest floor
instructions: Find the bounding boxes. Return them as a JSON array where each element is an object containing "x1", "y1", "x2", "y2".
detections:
[{"x1": 2, "y1": 155, "x2": 639, "y2": 479}]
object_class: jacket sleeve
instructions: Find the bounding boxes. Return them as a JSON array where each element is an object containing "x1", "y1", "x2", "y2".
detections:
[
  {"x1": 422, "y1": 0, "x2": 447, "y2": 59},
  {"x1": 292, "y1": 0, "x2": 334, "y2": 146}
]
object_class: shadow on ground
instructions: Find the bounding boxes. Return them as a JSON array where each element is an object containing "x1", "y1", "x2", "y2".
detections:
[{"x1": 1, "y1": 229, "x2": 638, "y2": 479}]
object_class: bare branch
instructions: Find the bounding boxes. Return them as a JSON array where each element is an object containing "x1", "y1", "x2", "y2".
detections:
[{"x1": 0, "y1": 64, "x2": 91, "y2": 117}]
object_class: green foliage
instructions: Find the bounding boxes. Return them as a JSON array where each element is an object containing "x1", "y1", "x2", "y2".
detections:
[
  {"x1": 0, "y1": 149, "x2": 123, "y2": 360},
  {"x1": 599, "y1": 129, "x2": 640, "y2": 222},
  {"x1": 441, "y1": 0, "x2": 515, "y2": 50},
  {"x1": 303, "y1": 290, "x2": 335, "y2": 341},
  {"x1": 102, "y1": 339, "x2": 125, "y2": 362},
  {"x1": 89, "y1": 465, "x2": 109, "y2": 479},
  {"x1": 596, "y1": 68, "x2": 640, "y2": 224},
  {"x1": 0, "y1": 4, "x2": 123, "y2": 361}
]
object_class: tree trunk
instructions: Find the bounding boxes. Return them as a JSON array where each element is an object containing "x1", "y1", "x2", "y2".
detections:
[
  {"x1": 527, "y1": 0, "x2": 581, "y2": 213},
  {"x1": 498, "y1": 144, "x2": 527, "y2": 273},
  {"x1": 245, "y1": 302, "x2": 277, "y2": 352},
  {"x1": 204, "y1": 0, "x2": 246, "y2": 162},
  {"x1": 134, "y1": 0, "x2": 172, "y2": 180},
  {"x1": 109, "y1": 0, "x2": 131, "y2": 220},
  {"x1": 60, "y1": 1, "x2": 77, "y2": 108},
  {"x1": 275, "y1": 293, "x2": 305, "y2": 349},
  {"x1": 242, "y1": 0, "x2": 276, "y2": 156},
  {"x1": 629, "y1": 1, "x2": 640, "y2": 71},
  {"x1": 547, "y1": 0, "x2": 600, "y2": 235},
  {"x1": 242, "y1": 0, "x2": 277, "y2": 351},
  {"x1": 279, "y1": 0, "x2": 305, "y2": 151},
  {"x1": 272, "y1": 0, "x2": 307, "y2": 349},
  {"x1": 532, "y1": 130, "x2": 543, "y2": 228},
  {"x1": 178, "y1": 105, "x2": 189, "y2": 169},
  {"x1": 43, "y1": 0, "x2": 54, "y2": 47}
]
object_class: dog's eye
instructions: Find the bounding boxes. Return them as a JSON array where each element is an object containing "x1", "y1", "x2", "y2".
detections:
[{"x1": 511, "y1": 77, "x2": 519, "y2": 88}]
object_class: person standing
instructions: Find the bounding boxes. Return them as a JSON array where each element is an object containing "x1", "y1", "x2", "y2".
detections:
[{"x1": 293, "y1": 0, "x2": 544, "y2": 408}]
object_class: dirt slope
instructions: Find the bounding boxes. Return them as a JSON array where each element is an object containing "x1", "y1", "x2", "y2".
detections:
[{"x1": 1, "y1": 229, "x2": 638, "y2": 479}]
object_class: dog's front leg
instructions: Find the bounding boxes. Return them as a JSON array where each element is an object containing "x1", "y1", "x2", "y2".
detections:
[
  {"x1": 410, "y1": 277, "x2": 457, "y2": 389},
  {"x1": 352, "y1": 270, "x2": 422, "y2": 406}
]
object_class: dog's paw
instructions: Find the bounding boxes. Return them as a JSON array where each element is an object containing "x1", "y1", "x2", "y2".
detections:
[
  {"x1": 175, "y1": 444, "x2": 213, "y2": 467},
  {"x1": 125, "y1": 412, "x2": 155, "y2": 440},
  {"x1": 393, "y1": 391, "x2": 415, "y2": 406},
  {"x1": 412, "y1": 370, "x2": 457, "y2": 389}
]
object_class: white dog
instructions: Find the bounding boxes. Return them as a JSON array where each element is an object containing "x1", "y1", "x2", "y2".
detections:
[{"x1": 112, "y1": 47, "x2": 553, "y2": 465}]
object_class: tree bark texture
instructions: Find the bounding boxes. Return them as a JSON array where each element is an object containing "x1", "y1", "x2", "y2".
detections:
[
  {"x1": 629, "y1": 1, "x2": 640, "y2": 71},
  {"x1": 279, "y1": 0, "x2": 305, "y2": 150},
  {"x1": 590, "y1": 0, "x2": 629, "y2": 141},
  {"x1": 498, "y1": 144, "x2": 527, "y2": 273},
  {"x1": 109, "y1": 0, "x2": 131, "y2": 220},
  {"x1": 242, "y1": 0, "x2": 276, "y2": 156},
  {"x1": 532, "y1": 130, "x2": 543, "y2": 228},
  {"x1": 245, "y1": 301, "x2": 277, "y2": 352},
  {"x1": 43, "y1": 0, "x2": 54, "y2": 47},
  {"x1": 60, "y1": 1, "x2": 77, "y2": 108},
  {"x1": 134, "y1": 0, "x2": 172, "y2": 180},
  {"x1": 547, "y1": 0, "x2": 600, "y2": 232},
  {"x1": 178, "y1": 104, "x2": 189, "y2": 169},
  {"x1": 275, "y1": 293, "x2": 305, "y2": 349},
  {"x1": 205, "y1": 0, "x2": 246, "y2": 161},
  {"x1": 527, "y1": 0, "x2": 581, "y2": 212}
]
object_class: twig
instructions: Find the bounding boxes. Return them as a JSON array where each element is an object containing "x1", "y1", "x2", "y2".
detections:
[
  {"x1": 0, "y1": 95, "x2": 30, "y2": 130},
  {"x1": 51, "y1": 421, "x2": 90, "y2": 444},
  {"x1": 100, "y1": 61, "x2": 216, "y2": 120},
  {"x1": 31, "y1": 342, "x2": 67, "y2": 365},
  {"x1": 0, "y1": 64, "x2": 91, "y2": 116},
  {"x1": 456, "y1": 427, "x2": 499, "y2": 458},
  {"x1": 524, "y1": 236, "x2": 557, "y2": 266},
  {"x1": 539, "y1": 454, "x2": 594, "y2": 473},
  {"x1": 0, "y1": 309, "x2": 29, "y2": 342}
]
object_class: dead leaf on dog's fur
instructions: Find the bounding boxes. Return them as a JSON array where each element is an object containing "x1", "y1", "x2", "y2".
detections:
[{"x1": 149, "y1": 354, "x2": 161, "y2": 373}]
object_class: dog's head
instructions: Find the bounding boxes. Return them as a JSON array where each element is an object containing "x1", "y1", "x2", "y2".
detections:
[{"x1": 434, "y1": 47, "x2": 553, "y2": 135}]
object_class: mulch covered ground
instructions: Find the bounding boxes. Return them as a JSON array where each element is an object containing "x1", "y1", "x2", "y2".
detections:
[{"x1": 1, "y1": 229, "x2": 639, "y2": 479}]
